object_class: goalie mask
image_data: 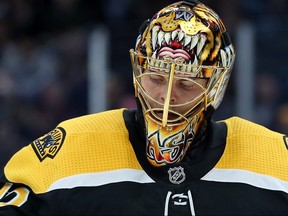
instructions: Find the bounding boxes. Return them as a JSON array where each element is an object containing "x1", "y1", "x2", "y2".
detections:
[{"x1": 130, "y1": 0, "x2": 235, "y2": 167}]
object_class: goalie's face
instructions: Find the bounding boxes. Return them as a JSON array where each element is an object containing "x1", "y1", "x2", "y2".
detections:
[
  {"x1": 131, "y1": 54, "x2": 210, "y2": 167},
  {"x1": 140, "y1": 69, "x2": 208, "y2": 126},
  {"x1": 130, "y1": 51, "x2": 210, "y2": 128}
]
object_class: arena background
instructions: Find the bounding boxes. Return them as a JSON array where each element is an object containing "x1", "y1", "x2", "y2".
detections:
[{"x1": 0, "y1": 0, "x2": 288, "y2": 168}]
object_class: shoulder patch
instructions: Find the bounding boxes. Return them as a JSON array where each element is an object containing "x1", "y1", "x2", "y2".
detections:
[{"x1": 31, "y1": 127, "x2": 66, "y2": 162}]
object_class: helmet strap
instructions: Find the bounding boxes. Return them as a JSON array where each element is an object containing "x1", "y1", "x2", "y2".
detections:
[
  {"x1": 135, "y1": 97, "x2": 146, "y2": 134},
  {"x1": 183, "y1": 0, "x2": 199, "y2": 6},
  {"x1": 138, "y1": 19, "x2": 150, "y2": 35}
]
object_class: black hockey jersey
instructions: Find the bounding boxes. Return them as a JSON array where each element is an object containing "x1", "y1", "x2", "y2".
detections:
[{"x1": 0, "y1": 108, "x2": 288, "y2": 215}]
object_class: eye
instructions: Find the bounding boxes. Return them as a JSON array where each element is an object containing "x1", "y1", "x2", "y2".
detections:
[
  {"x1": 149, "y1": 74, "x2": 165, "y2": 84},
  {"x1": 177, "y1": 78, "x2": 207, "y2": 92},
  {"x1": 178, "y1": 80, "x2": 196, "y2": 90}
]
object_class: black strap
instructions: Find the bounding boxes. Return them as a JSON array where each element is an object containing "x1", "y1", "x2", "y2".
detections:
[
  {"x1": 184, "y1": 0, "x2": 200, "y2": 6},
  {"x1": 138, "y1": 19, "x2": 150, "y2": 35}
]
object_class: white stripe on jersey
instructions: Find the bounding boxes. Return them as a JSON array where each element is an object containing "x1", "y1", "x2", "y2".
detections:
[
  {"x1": 46, "y1": 168, "x2": 155, "y2": 192},
  {"x1": 202, "y1": 168, "x2": 288, "y2": 193}
]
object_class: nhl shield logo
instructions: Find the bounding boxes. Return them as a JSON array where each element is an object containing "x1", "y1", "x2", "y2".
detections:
[{"x1": 168, "y1": 166, "x2": 186, "y2": 184}]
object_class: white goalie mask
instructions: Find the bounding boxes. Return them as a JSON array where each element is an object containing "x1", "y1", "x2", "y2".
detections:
[{"x1": 130, "y1": 0, "x2": 235, "y2": 167}]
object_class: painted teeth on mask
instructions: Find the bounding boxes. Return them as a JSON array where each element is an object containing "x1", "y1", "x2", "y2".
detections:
[
  {"x1": 197, "y1": 35, "x2": 207, "y2": 56},
  {"x1": 152, "y1": 28, "x2": 207, "y2": 56},
  {"x1": 220, "y1": 45, "x2": 235, "y2": 68},
  {"x1": 149, "y1": 59, "x2": 171, "y2": 70},
  {"x1": 190, "y1": 35, "x2": 199, "y2": 50},
  {"x1": 226, "y1": 45, "x2": 234, "y2": 65},
  {"x1": 149, "y1": 52, "x2": 156, "y2": 66},
  {"x1": 164, "y1": 33, "x2": 171, "y2": 44},
  {"x1": 181, "y1": 65, "x2": 186, "y2": 72},
  {"x1": 178, "y1": 31, "x2": 185, "y2": 41},
  {"x1": 171, "y1": 30, "x2": 178, "y2": 41},
  {"x1": 184, "y1": 35, "x2": 191, "y2": 46},
  {"x1": 226, "y1": 48, "x2": 231, "y2": 65},
  {"x1": 191, "y1": 56, "x2": 199, "y2": 73},
  {"x1": 186, "y1": 63, "x2": 192, "y2": 73},
  {"x1": 148, "y1": 58, "x2": 198, "y2": 74},
  {"x1": 158, "y1": 31, "x2": 165, "y2": 47},
  {"x1": 220, "y1": 50, "x2": 227, "y2": 67},
  {"x1": 155, "y1": 60, "x2": 160, "y2": 67},
  {"x1": 152, "y1": 26, "x2": 160, "y2": 50},
  {"x1": 150, "y1": 51, "x2": 172, "y2": 70},
  {"x1": 150, "y1": 27, "x2": 207, "y2": 74}
]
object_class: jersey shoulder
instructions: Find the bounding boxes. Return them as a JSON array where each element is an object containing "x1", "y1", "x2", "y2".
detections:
[
  {"x1": 222, "y1": 116, "x2": 284, "y2": 138},
  {"x1": 217, "y1": 116, "x2": 288, "y2": 181},
  {"x1": 58, "y1": 108, "x2": 127, "y2": 133},
  {"x1": 4, "y1": 108, "x2": 142, "y2": 193}
]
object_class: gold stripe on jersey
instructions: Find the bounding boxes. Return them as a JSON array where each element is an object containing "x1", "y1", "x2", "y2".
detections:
[
  {"x1": 216, "y1": 117, "x2": 288, "y2": 182},
  {"x1": 4, "y1": 109, "x2": 142, "y2": 194}
]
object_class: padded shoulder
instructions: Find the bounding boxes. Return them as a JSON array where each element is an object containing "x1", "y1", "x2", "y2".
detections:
[
  {"x1": 222, "y1": 116, "x2": 283, "y2": 138},
  {"x1": 4, "y1": 108, "x2": 142, "y2": 194},
  {"x1": 58, "y1": 108, "x2": 127, "y2": 133},
  {"x1": 217, "y1": 116, "x2": 288, "y2": 181}
]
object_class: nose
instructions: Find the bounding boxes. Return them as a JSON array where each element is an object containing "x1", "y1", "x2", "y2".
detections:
[
  {"x1": 160, "y1": 95, "x2": 176, "y2": 104},
  {"x1": 159, "y1": 83, "x2": 177, "y2": 104}
]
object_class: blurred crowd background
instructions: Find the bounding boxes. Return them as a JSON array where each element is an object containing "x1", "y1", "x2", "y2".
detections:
[{"x1": 0, "y1": 0, "x2": 288, "y2": 168}]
